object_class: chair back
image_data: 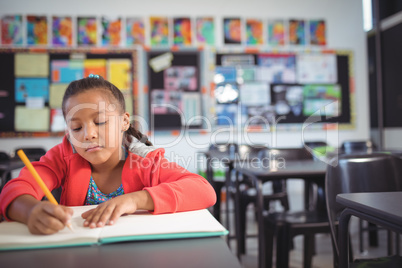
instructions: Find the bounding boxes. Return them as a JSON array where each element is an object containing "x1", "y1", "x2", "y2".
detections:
[
  {"x1": 0, "y1": 168, "x2": 10, "y2": 193},
  {"x1": 12, "y1": 147, "x2": 47, "y2": 161},
  {"x1": 208, "y1": 143, "x2": 238, "y2": 157},
  {"x1": 340, "y1": 140, "x2": 376, "y2": 154},
  {"x1": 0, "y1": 152, "x2": 10, "y2": 162},
  {"x1": 258, "y1": 147, "x2": 314, "y2": 161},
  {"x1": 304, "y1": 141, "x2": 328, "y2": 149},
  {"x1": 325, "y1": 153, "x2": 402, "y2": 258},
  {"x1": 237, "y1": 144, "x2": 268, "y2": 161}
]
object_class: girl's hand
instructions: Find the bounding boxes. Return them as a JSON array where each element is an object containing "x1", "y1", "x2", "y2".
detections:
[
  {"x1": 27, "y1": 202, "x2": 73, "y2": 235},
  {"x1": 81, "y1": 190, "x2": 154, "y2": 228}
]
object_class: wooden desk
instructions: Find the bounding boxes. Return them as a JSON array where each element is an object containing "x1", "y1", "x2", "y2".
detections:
[
  {"x1": 0, "y1": 237, "x2": 241, "y2": 268},
  {"x1": 337, "y1": 192, "x2": 402, "y2": 268}
]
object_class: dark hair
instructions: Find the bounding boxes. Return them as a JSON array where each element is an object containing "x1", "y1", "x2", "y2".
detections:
[{"x1": 62, "y1": 76, "x2": 152, "y2": 146}]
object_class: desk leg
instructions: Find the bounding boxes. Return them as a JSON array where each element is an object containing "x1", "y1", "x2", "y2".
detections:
[
  {"x1": 339, "y1": 209, "x2": 352, "y2": 268},
  {"x1": 213, "y1": 182, "x2": 223, "y2": 222},
  {"x1": 225, "y1": 165, "x2": 233, "y2": 246}
]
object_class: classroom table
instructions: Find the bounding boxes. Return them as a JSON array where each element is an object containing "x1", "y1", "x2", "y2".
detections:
[
  {"x1": 337, "y1": 191, "x2": 402, "y2": 268},
  {"x1": 0, "y1": 236, "x2": 242, "y2": 268},
  {"x1": 233, "y1": 159, "x2": 328, "y2": 258}
]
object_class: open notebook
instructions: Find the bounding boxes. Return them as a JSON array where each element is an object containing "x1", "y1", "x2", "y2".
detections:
[{"x1": 0, "y1": 206, "x2": 228, "y2": 251}]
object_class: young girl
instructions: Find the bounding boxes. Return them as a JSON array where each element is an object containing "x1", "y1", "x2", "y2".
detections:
[{"x1": 0, "y1": 75, "x2": 216, "y2": 235}]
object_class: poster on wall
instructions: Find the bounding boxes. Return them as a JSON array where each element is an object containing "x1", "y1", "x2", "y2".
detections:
[
  {"x1": 216, "y1": 104, "x2": 237, "y2": 125},
  {"x1": 288, "y1": 19, "x2": 305, "y2": 45},
  {"x1": 15, "y1": 106, "x2": 50, "y2": 132},
  {"x1": 164, "y1": 66, "x2": 197, "y2": 91},
  {"x1": 173, "y1": 17, "x2": 192, "y2": 46},
  {"x1": 151, "y1": 90, "x2": 182, "y2": 114},
  {"x1": 101, "y1": 16, "x2": 121, "y2": 46},
  {"x1": 195, "y1": 17, "x2": 215, "y2": 46},
  {"x1": 267, "y1": 19, "x2": 285, "y2": 46},
  {"x1": 101, "y1": 16, "x2": 122, "y2": 46},
  {"x1": 214, "y1": 66, "x2": 237, "y2": 83},
  {"x1": 15, "y1": 78, "x2": 49, "y2": 103},
  {"x1": 51, "y1": 59, "x2": 83, "y2": 83},
  {"x1": 1, "y1": 15, "x2": 23, "y2": 45},
  {"x1": 27, "y1": 15, "x2": 48, "y2": 45},
  {"x1": 150, "y1": 17, "x2": 169, "y2": 46},
  {"x1": 271, "y1": 84, "x2": 304, "y2": 118},
  {"x1": 52, "y1": 16, "x2": 73, "y2": 46},
  {"x1": 303, "y1": 84, "x2": 341, "y2": 116},
  {"x1": 126, "y1": 17, "x2": 145, "y2": 45},
  {"x1": 107, "y1": 59, "x2": 132, "y2": 92},
  {"x1": 77, "y1": 17, "x2": 97, "y2": 45},
  {"x1": 257, "y1": 54, "x2": 297, "y2": 83},
  {"x1": 309, "y1": 19, "x2": 326, "y2": 46},
  {"x1": 223, "y1": 17, "x2": 241, "y2": 45},
  {"x1": 297, "y1": 54, "x2": 337, "y2": 84},
  {"x1": 83, "y1": 59, "x2": 106, "y2": 78},
  {"x1": 246, "y1": 19, "x2": 263, "y2": 45}
]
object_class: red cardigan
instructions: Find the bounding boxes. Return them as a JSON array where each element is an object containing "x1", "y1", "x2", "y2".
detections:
[{"x1": 0, "y1": 137, "x2": 216, "y2": 220}]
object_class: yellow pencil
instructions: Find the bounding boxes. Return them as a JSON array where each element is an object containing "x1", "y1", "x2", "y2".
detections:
[{"x1": 17, "y1": 149, "x2": 74, "y2": 232}]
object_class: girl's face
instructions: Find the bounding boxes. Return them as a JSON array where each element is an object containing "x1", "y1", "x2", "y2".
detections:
[{"x1": 64, "y1": 89, "x2": 130, "y2": 166}]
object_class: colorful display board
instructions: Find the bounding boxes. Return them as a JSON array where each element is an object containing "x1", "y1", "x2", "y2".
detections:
[
  {"x1": 214, "y1": 51, "x2": 353, "y2": 130},
  {"x1": 0, "y1": 48, "x2": 137, "y2": 137},
  {"x1": 147, "y1": 50, "x2": 203, "y2": 130}
]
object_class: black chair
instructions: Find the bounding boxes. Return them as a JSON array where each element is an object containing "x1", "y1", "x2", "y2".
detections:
[
  {"x1": 340, "y1": 140, "x2": 380, "y2": 252},
  {"x1": 0, "y1": 151, "x2": 10, "y2": 162},
  {"x1": 340, "y1": 140, "x2": 376, "y2": 154},
  {"x1": 205, "y1": 142, "x2": 238, "y2": 223},
  {"x1": 0, "y1": 152, "x2": 12, "y2": 192},
  {"x1": 235, "y1": 144, "x2": 291, "y2": 256},
  {"x1": 12, "y1": 147, "x2": 59, "y2": 202},
  {"x1": 255, "y1": 147, "x2": 329, "y2": 268},
  {"x1": 12, "y1": 147, "x2": 47, "y2": 161},
  {"x1": 325, "y1": 153, "x2": 402, "y2": 268},
  {"x1": 0, "y1": 168, "x2": 10, "y2": 193}
]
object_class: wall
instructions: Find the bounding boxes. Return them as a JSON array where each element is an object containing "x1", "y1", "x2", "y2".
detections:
[{"x1": 0, "y1": 0, "x2": 369, "y2": 172}]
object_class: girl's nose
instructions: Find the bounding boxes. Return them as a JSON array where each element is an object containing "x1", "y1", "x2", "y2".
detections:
[{"x1": 84, "y1": 124, "x2": 98, "y2": 140}]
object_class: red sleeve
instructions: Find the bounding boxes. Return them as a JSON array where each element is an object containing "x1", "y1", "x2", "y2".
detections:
[
  {"x1": 0, "y1": 140, "x2": 69, "y2": 221},
  {"x1": 142, "y1": 150, "x2": 216, "y2": 214}
]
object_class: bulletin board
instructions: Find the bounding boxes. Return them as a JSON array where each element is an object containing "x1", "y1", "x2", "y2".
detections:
[
  {"x1": 213, "y1": 50, "x2": 354, "y2": 130},
  {"x1": 0, "y1": 47, "x2": 138, "y2": 137},
  {"x1": 147, "y1": 50, "x2": 203, "y2": 130}
]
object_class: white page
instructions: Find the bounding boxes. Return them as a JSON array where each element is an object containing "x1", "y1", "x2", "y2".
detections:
[
  {"x1": 99, "y1": 209, "x2": 227, "y2": 239},
  {"x1": 0, "y1": 206, "x2": 101, "y2": 250}
]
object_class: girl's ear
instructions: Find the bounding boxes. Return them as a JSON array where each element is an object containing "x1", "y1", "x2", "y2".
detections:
[{"x1": 122, "y1": 112, "x2": 130, "y2": 132}]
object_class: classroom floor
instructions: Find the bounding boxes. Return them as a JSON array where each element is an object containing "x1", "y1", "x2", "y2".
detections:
[{"x1": 220, "y1": 182, "x2": 396, "y2": 268}]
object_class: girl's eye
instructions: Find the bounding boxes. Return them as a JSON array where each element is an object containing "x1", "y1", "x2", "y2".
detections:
[
  {"x1": 72, "y1": 127, "x2": 82, "y2": 132},
  {"x1": 95, "y1": 121, "x2": 107, "y2": 126}
]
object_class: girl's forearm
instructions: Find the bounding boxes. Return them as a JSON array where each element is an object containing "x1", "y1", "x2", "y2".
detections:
[
  {"x1": 130, "y1": 190, "x2": 155, "y2": 211},
  {"x1": 7, "y1": 195, "x2": 40, "y2": 223}
]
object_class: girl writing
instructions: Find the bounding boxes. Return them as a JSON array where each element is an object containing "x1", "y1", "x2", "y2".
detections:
[{"x1": 0, "y1": 75, "x2": 216, "y2": 234}]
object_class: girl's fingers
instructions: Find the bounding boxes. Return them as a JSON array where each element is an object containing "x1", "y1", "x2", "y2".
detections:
[
  {"x1": 36, "y1": 216, "x2": 62, "y2": 235},
  {"x1": 81, "y1": 208, "x2": 96, "y2": 219},
  {"x1": 84, "y1": 206, "x2": 106, "y2": 228},
  {"x1": 108, "y1": 207, "x2": 125, "y2": 225},
  {"x1": 38, "y1": 211, "x2": 66, "y2": 231},
  {"x1": 93, "y1": 205, "x2": 116, "y2": 227},
  {"x1": 42, "y1": 203, "x2": 72, "y2": 223}
]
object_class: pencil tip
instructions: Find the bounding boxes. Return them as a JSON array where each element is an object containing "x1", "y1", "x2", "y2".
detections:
[{"x1": 67, "y1": 223, "x2": 74, "y2": 233}]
